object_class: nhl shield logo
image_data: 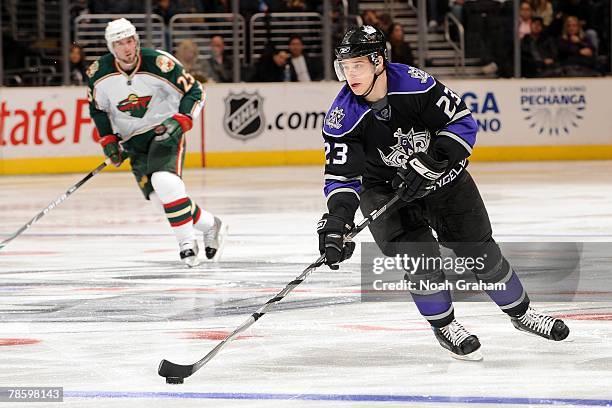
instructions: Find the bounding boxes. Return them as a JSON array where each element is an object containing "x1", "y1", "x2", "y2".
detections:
[{"x1": 223, "y1": 92, "x2": 265, "y2": 140}]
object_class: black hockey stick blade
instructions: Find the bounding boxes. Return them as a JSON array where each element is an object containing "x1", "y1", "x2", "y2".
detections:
[{"x1": 158, "y1": 359, "x2": 194, "y2": 384}]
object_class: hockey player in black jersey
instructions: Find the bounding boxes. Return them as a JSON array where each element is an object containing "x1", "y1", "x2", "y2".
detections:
[{"x1": 317, "y1": 26, "x2": 569, "y2": 360}]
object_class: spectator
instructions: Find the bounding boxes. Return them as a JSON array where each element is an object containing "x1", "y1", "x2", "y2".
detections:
[
  {"x1": 450, "y1": 0, "x2": 465, "y2": 24},
  {"x1": 71, "y1": 0, "x2": 88, "y2": 19},
  {"x1": 287, "y1": 35, "x2": 321, "y2": 81},
  {"x1": 202, "y1": 0, "x2": 229, "y2": 12},
  {"x1": 203, "y1": 35, "x2": 233, "y2": 83},
  {"x1": 175, "y1": 40, "x2": 209, "y2": 83},
  {"x1": 521, "y1": 17, "x2": 559, "y2": 77},
  {"x1": 557, "y1": 0, "x2": 600, "y2": 53},
  {"x1": 519, "y1": 1, "x2": 533, "y2": 39},
  {"x1": 87, "y1": 0, "x2": 144, "y2": 13},
  {"x1": 285, "y1": 0, "x2": 308, "y2": 11},
  {"x1": 548, "y1": 0, "x2": 595, "y2": 40},
  {"x1": 427, "y1": 0, "x2": 448, "y2": 31},
  {"x1": 362, "y1": 10, "x2": 381, "y2": 29},
  {"x1": 259, "y1": 0, "x2": 289, "y2": 12},
  {"x1": 378, "y1": 13, "x2": 393, "y2": 35},
  {"x1": 178, "y1": 0, "x2": 203, "y2": 12},
  {"x1": 154, "y1": 0, "x2": 185, "y2": 24},
  {"x1": 557, "y1": 15, "x2": 599, "y2": 75},
  {"x1": 69, "y1": 44, "x2": 88, "y2": 85},
  {"x1": 530, "y1": 0, "x2": 553, "y2": 26},
  {"x1": 388, "y1": 23, "x2": 414, "y2": 66},
  {"x1": 251, "y1": 47, "x2": 290, "y2": 82}
]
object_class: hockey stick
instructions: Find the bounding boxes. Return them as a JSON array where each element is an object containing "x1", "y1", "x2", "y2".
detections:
[
  {"x1": 158, "y1": 193, "x2": 402, "y2": 384},
  {"x1": 0, "y1": 159, "x2": 110, "y2": 250}
]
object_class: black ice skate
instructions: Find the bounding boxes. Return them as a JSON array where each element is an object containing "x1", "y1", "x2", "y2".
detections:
[
  {"x1": 433, "y1": 319, "x2": 483, "y2": 361},
  {"x1": 511, "y1": 307, "x2": 570, "y2": 341},
  {"x1": 203, "y1": 216, "x2": 227, "y2": 260},
  {"x1": 180, "y1": 240, "x2": 200, "y2": 267}
]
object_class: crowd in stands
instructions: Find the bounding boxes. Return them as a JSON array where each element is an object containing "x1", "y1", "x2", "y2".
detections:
[
  {"x1": 518, "y1": 0, "x2": 606, "y2": 77},
  {"x1": 1, "y1": 0, "x2": 609, "y2": 86},
  {"x1": 80, "y1": 0, "x2": 326, "y2": 18},
  {"x1": 450, "y1": 0, "x2": 609, "y2": 77}
]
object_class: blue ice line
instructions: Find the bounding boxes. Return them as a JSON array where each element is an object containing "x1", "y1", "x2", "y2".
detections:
[{"x1": 63, "y1": 391, "x2": 612, "y2": 406}]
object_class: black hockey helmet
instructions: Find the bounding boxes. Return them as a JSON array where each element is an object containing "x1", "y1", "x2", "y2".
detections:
[{"x1": 334, "y1": 25, "x2": 387, "y2": 62}]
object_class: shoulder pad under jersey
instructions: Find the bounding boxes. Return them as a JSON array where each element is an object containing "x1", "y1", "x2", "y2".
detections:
[
  {"x1": 140, "y1": 48, "x2": 182, "y2": 74},
  {"x1": 386, "y1": 63, "x2": 436, "y2": 95},
  {"x1": 86, "y1": 53, "x2": 116, "y2": 84},
  {"x1": 323, "y1": 84, "x2": 371, "y2": 137},
  {"x1": 139, "y1": 47, "x2": 165, "y2": 60}
]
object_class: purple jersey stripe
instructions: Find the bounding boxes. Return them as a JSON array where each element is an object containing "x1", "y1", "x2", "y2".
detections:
[
  {"x1": 324, "y1": 180, "x2": 362, "y2": 197},
  {"x1": 443, "y1": 115, "x2": 478, "y2": 147}
]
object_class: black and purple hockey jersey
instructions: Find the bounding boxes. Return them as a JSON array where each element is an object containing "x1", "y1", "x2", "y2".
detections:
[{"x1": 322, "y1": 63, "x2": 478, "y2": 220}]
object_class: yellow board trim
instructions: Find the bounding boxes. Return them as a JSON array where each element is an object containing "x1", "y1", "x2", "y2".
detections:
[
  {"x1": 205, "y1": 149, "x2": 325, "y2": 167},
  {"x1": 204, "y1": 145, "x2": 612, "y2": 167},
  {"x1": 0, "y1": 153, "x2": 202, "y2": 175},
  {"x1": 471, "y1": 145, "x2": 612, "y2": 161},
  {"x1": 3, "y1": 145, "x2": 612, "y2": 174}
]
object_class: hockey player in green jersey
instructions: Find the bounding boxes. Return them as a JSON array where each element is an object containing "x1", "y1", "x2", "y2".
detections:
[{"x1": 88, "y1": 18, "x2": 226, "y2": 267}]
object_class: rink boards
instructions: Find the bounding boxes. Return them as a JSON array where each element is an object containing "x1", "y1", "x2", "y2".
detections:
[{"x1": 1, "y1": 77, "x2": 612, "y2": 174}]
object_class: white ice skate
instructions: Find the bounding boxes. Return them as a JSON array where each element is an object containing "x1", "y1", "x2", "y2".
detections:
[
  {"x1": 179, "y1": 240, "x2": 200, "y2": 268},
  {"x1": 203, "y1": 216, "x2": 227, "y2": 261}
]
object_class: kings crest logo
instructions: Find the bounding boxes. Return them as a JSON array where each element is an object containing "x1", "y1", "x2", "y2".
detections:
[
  {"x1": 379, "y1": 127, "x2": 431, "y2": 168},
  {"x1": 117, "y1": 94, "x2": 152, "y2": 118},
  {"x1": 521, "y1": 86, "x2": 586, "y2": 136},
  {"x1": 407, "y1": 66, "x2": 430, "y2": 84},
  {"x1": 325, "y1": 107, "x2": 345, "y2": 130},
  {"x1": 223, "y1": 92, "x2": 265, "y2": 140}
]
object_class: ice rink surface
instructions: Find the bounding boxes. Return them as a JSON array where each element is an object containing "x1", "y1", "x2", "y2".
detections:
[{"x1": 1, "y1": 161, "x2": 612, "y2": 407}]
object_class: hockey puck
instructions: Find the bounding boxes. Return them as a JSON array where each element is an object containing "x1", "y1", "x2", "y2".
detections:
[{"x1": 166, "y1": 377, "x2": 184, "y2": 384}]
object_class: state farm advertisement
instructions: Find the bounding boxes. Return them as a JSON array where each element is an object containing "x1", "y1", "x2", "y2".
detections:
[{"x1": 0, "y1": 87, "x2": 202, "y2": 159}]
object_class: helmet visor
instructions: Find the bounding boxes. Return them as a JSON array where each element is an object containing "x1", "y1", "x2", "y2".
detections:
[
  {"x1": 333, "y1": 56, "x2": 377, "y2": 82},
  {"x1": 333, "y1": 59, "x2": 347, "y2": 81}
]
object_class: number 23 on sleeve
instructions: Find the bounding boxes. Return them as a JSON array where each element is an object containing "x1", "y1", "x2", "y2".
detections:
[{"x1": 324, "y1": 142, "x2": 348, "y2": 165}]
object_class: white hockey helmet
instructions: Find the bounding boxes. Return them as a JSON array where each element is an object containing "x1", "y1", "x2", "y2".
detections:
[{"x1": 105, "y1": 18, "x2": 140, "y2": 56}]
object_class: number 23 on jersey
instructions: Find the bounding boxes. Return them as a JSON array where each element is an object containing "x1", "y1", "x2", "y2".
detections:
[{"x1": 324, "y1": 142, "x2": 348, "y2": 165}]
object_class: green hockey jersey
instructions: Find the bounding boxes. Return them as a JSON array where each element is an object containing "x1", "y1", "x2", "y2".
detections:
[{"x1": 87, "y1": 48, "x2": 204, "y2": 141}]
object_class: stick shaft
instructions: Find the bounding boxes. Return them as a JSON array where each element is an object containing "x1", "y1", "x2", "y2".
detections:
[
  {"x1": 190, "y1": 194, "x2": 401, "y2": 372},
  {"x1": 0, "y1": 160, "x2": 109, "y2": 249}
]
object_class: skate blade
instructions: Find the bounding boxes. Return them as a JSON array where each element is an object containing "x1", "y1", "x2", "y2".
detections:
[
  {"x1": 182, "y1": 257, "x2": 201, "y2": 268},
  {"x1": 515, "y1": 327, "x2": 574, "y2": 342},
  {"x1": 449, "y1": 349, "x2": 483, "y2": 361},
  {"x1": 210, "y1": 223, "x2": 228, "y2": 262}
]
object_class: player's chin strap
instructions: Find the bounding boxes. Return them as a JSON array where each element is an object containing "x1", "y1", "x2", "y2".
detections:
[{"x1": 359, "y1": 64, "x2": 386, "y2": 98}]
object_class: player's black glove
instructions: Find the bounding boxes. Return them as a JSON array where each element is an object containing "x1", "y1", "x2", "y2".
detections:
[
  {"x1": 317, "y1": 213, "x2": 356, "y2": 270},
  {"x1": 392, "y1": 152, "x2": 448, "y2": 201},
  {"x1": 153, "y1": 113, "x2": 193, "y2": 146}
]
